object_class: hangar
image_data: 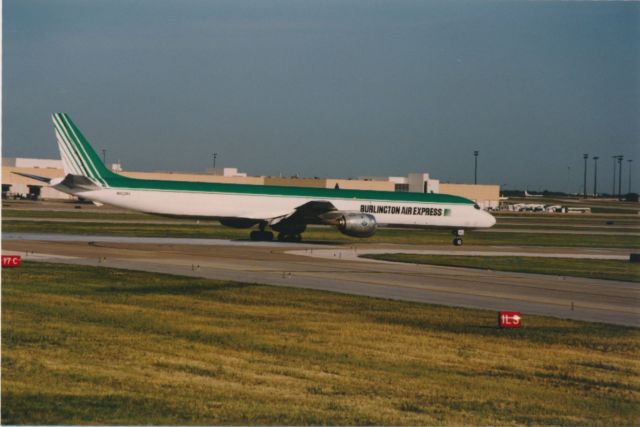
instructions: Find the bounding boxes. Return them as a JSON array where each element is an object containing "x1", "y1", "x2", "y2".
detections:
[{"x1": 2, "y1": 157, "x2": 499, "y2": 208}]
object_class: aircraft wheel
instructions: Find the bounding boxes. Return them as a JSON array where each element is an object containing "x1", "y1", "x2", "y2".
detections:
[
  {"x1": 453, "y1": 237, "x2": 463, "y2": 246},
  {"x1": 291, "y1": 234, "x2": 302, "y2": 242},
  {"x1": 251, "y1": 231, "x2": 274, "y2": 241},
  {"x1": 277, "y1": 233, "x2": 286, "y2": 242}
]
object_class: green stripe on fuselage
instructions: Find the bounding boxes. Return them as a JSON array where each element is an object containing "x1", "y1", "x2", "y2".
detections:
[{"x1": 104, "y1": 175, "x2": 474, "y2": 204}]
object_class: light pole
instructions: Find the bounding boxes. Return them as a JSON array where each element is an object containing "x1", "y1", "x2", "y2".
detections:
[
  {"x1": 566, "y1": 166, "x2": 571, "y2": 194},
  {"x1": 473, "y1": 150, "x2": 479, "y2": 184},
  {"x1": 102, "y1": 149, "x2": 107, "y2": 164},
  {"x1": 617, "y1": 155, "x2": 624, "y2": 198},
  {"x1": 628, "y1": 159, "x2": 633, "y2": 194},
  {"x1": 583, "y1": 154, "x2": 588, "y2": 198},
  {"x1": 612, "y1": 156, "x2": 617, "y2": 196},
  {"x1": 212, "y1": 153, "x2": 218, "y2": 170},
  {"x1": 592, "y1": 156, "x2": 599, "y2": 197}
]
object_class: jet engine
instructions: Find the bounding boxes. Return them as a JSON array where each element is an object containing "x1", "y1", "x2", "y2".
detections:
[{"x1": 337, "y1": 213, "x2": 377, "y2": 237}]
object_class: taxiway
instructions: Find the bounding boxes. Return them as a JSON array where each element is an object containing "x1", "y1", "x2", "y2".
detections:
[{"x1": 3, "y1": 233, "x2": 638, "y2": 327}]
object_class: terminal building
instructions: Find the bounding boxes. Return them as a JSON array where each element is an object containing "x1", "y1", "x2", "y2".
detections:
[{"x1": 2, "y1": 158, "x2": 500, "y2": 209}]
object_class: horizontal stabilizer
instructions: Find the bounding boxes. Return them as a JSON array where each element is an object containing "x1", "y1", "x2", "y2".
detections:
[
  {"x1": 58, "y1": 174, "x2": 101, "y2": 190},
  {"x1": 11, "y1": 172, "x2": 53, "y2": 184}
]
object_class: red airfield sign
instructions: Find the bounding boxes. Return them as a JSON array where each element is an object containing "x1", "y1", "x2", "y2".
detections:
[
  {"x1": 499, "y1": 311, "x2": 522, "y2": 328},
  {"x1": 2, "y1": 255, "x2": 22, "y2": 268}
]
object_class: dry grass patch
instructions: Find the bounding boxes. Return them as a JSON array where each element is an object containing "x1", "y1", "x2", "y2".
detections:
[{"x1": 3, "y1": 262, "x2": 639, "y2": 425}]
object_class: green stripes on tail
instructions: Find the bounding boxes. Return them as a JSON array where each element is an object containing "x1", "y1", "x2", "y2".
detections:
[{"x1": 52, "y1": 113, "x2": 119, "y2": 187}]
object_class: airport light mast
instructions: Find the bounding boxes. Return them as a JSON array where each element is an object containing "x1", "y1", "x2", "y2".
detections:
[
  {"x1": 617, "y1": 155, "x2": 624, "y2": 198},
  {"x1": 628, "y1": 159, "x2": 633, "y2": 194},
  {"x1": 583, "y1": 153, "x2": 589, "y2": 198},
  {"x1": 612, "y1": 156, "x2": 617, "y2": 196},
  {"x1": 473, "y1": 150, "x2": 479, "y2": 184},
  {"x1": 592, "y1": 156, "x2": 599, "y2": 197},
  {"x1": 212, "y1": 152, "x2": 218, "y2": 170},
  {"x1": 102, "y1": 149, "x2": 106, "y2": 164}
]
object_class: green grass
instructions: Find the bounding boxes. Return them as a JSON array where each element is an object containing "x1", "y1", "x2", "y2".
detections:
[
  {"x1": 493, "y1": 224, "x2": 638, "y2": 232},
  {"x1": 4, "y1": 219, "x2": 640, "y2": 248},
  {"x1": 591, "y1": 207, "x2": 640, "y2": 215},
  {"x1": 2, "y1": 208, "x2": 171, "y2": 221},
  {"x1": 7, "y1": 209, "x2": 638, "y2": 233},
  {"x1": 3, "y1": 262, "x2": 640, "y2": 425},
  {"x1": 494, "y1": 211, "x2": 639, "y2": 221},
  {"x1": 361, "y1": 254, "x2": 640, "y2": 283}
]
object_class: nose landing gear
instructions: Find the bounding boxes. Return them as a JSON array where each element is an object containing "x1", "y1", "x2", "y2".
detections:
[{"x1": 452, "y1": 229, "x2": 464, "y2": 246}]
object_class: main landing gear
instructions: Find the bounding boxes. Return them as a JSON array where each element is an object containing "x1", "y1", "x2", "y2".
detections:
[
  {"x1": 249, "y1": 223, "x2": 304, "y2": 242},
  {"x1": 250, "y1": 230, "x2": 273, "y2": 241},
  {"x1": 452, "y1": 229, "x2": 464, "y2": 246},
  {"x1": 272, "y1": 223, "x2": 306, "y2": 243},
  {"x1": 277, "y1": 233, "x2": 302, "y2": 242},
  {"x1": 249, "y1": 223, "x2": 274, "y2": 241}
]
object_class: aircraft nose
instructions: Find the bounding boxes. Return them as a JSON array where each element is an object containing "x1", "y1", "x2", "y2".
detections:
[{"x1": 486, "y1": 212, "x2": 496, "y2": 227}]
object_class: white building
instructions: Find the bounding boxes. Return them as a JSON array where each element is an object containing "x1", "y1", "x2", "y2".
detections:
[
  {"x1": 205, "y1": 167, "x2": 248, "y2": 177},
  {"x1": 3, "y1": 157, "x2": 64, "y2": 169},
  {"x1": 2, "y1": 157, "x2": 74, "y2": 200}
]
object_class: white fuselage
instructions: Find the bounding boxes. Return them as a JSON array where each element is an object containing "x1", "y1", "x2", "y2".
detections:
[{"x1": 63, "y1": 186, "x2": 496, "y2": 229}]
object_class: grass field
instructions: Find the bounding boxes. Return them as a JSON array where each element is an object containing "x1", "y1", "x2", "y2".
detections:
[
  {"x1": 2, "y1": 208, "x2": 162, "y2": 221},
  {"x1": 3, "y1": 262, "x2": 639, "y2": 425},
  {"x1": 361, "y1": 254, "x2": 640, "y2": 283},
  {"x1": 7, "y1": 207, "x2": 640, "y2": 224},
  {"x1": 6, "y1": 211, "x2": 639, "y2": 233},
  {"x1": 4, "y1": 219, "x2": 640, "y2": 249}
]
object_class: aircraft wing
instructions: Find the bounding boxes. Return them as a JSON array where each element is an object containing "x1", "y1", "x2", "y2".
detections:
[{"x1": 271, "y1": 200, "x2": 343, "y2": 226}]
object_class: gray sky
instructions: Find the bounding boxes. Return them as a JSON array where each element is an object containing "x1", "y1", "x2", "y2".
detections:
[{"x1": 3, "y1": 0, "x2": 639, "y2": 192}]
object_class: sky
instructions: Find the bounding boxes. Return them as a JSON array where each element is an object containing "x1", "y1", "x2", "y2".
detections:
[{"x1": 3, "y1": 0, "x2": 639, "y2": 192}]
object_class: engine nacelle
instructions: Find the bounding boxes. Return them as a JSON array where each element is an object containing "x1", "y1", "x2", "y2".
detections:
[{"x1": 337, "y1": 213, "x2": 377, "y2": 237}]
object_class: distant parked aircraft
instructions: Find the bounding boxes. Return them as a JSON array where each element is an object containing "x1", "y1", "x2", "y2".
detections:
[{"x1": 15, "y1": 113, "x2": 495, "y2": 245}]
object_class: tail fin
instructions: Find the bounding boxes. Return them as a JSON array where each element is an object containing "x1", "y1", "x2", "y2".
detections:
[{"x1": 52, "y1": 113, "x2": 119, "y2": 186}]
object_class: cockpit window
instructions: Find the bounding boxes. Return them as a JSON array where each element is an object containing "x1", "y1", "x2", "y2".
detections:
[{"x1": 474, "y1": 204, "x2": 481, "y2": 210}]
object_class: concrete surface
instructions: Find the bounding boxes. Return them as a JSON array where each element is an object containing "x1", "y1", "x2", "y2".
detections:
[{"x1": 3, "y1": 233, "x2": 638, "y2": 327}]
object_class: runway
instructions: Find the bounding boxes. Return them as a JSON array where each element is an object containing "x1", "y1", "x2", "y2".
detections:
[{"x1": 3, "y1": 233, "x2": 638, "y2": 327}]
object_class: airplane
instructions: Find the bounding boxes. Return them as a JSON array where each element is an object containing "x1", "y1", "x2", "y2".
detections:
[
  {"x1": 15, "y1": 113, "x2": 496, "y2": 245},
  {"x1": 524, "y1": 190, "x2": 543, "y2": 198}
]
